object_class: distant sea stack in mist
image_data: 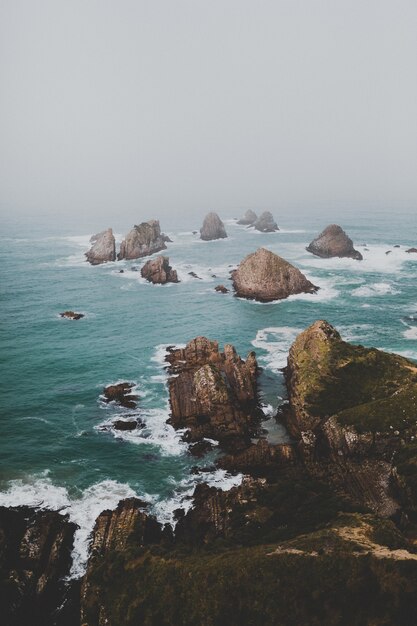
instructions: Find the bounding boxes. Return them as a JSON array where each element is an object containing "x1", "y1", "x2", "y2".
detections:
[
  {"x1": 85, "y1": 228, "x2": 116, "y2": 265},
  {"x1": 237, "y1": 209, "x2": 257, "y2": 225},
  {"x1": 253, "y1": 211, "x2": 279, "y2": 232},
  {"x1": 140, "y1": 256, "x2": 179, "y2": 284},
  {"x1": 200, "y1": 212, "x2": 227, "y2": 241},
  {"x1": 232, "y1": 247, "x2": 318, "y2": 302},
  {"x1": 307, "y1": 224, "x2": 363, "y2": 260},
  {"x1": 118, "y1": 220, "x2": 168, "y2": 260}
]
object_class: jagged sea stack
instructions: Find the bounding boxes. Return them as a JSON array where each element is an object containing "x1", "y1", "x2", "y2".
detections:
[
  {"x1": 237, "y1": 209, "x2": 257, "y2": 225},
  {"x1": 253, "y1": 211, "x2": 279, "y2": 232},
  {"x1": 200, "y1": 212, "x2": 227, "y2": 241},
  {"x1": 140, "y1": 256, "x2": 179, "y2": 284},
  {"x1": 232, "y1": 247, "x2": 318, "y2": 302},
  {"x1": 307, "y1": 224, "x2": 362, "y2": 260},
  {"x1": 118, "y1": 220, "x2": 167, "y2": 260},
  {"x1": 85, "y1": 228, "x2": 116, "y2": 264}
]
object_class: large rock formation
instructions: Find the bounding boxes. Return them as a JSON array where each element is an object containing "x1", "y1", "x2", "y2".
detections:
[
  {"x1": 306, "y1": 224, "x2": 363, "y2": 260},
  {"x1": 166, "y1": 337, "x2": 261, "y2": 451},
  {"x1": 140, "y1": 255, "x2": 179, "y2": 284},
  {"x1": 253, "y1": 211, "x2": 279, "y2": 232},
  {"x1": 237, "y1": 209, "x2": 257, "y2": 225},
  {"x1": 231, "y1": 247, "x2": 318, "y2": 302},
  {"x1": 85, "y1": 228, "x2": 116, "y2": 265},
  {"x1": 117, "y1": 220, "x2": 167, "y2": 260},
  {"x1": 200, "y1": 212, "x2": 227, "y2": 241},
  {"x1": 0, "y1": 506, "x2": 78, "y2": 626}
]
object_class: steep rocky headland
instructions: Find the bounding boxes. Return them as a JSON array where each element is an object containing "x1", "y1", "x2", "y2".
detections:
[
  {"x1": 85, "y1": 228, "x2": 116, "y2": 265},
  {"x1": 231, "y1": 247, "x2": 318, "y2": 302},
  {"x1": 200, "y1": 212, "x2": 227, "y2": 241},
  {"x1": 306, "y1": 224, "x2": 363, "y2": 260},
  {"x1": 117, "y1": 220, "x2": 167, "y2": 260},
  {"x1": 140, "y1": 256, "x2": 179, "y2": 284}
]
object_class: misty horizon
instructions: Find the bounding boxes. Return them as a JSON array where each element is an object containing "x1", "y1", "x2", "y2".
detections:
[{"x1": 1, "y1": 0, "x2": 417, "y2": 223}]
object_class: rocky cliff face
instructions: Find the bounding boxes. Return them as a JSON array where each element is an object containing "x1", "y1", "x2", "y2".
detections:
[
  {"x1": 166, "y1": 337, "x2": 261, "y2": 451},
  {"x1": 253, "y1": 211, "x2": 279, "y2": 232},
  {"x1": 232, "y1": 247, "x2": 318, "y2": 302},
  {"x1": 306, "y1": 224, "x2": 363, "y2": 260},
  {"x1": 140, "y1": 255, "x2": 179, "y2": 284},
  {"x1": 85, "y1": 228, "x2": 116, "y2": 265},
  {"x1": 0, "y1": 506, "x2": 78, "y2": 626},
  {"x1": 117, "y1": 220, "x2": 167, "y2": 260},
  {"x1": 200, "y1": 212, "x2": 227, "y2": 241},
  {"x1": 237, "y1": 209, "x2": 257, "y2": 225}
]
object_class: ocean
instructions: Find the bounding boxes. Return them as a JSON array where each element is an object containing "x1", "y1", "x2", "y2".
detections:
[{"x1": 0, "y1": 207, "x2": 416, "y2": 577}]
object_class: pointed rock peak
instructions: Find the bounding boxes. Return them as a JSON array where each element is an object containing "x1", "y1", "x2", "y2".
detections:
[
  {"x1": 307, "y1": 224, "x2": 362, "y2": 260},
  {"x1": 253, "y1": 211, "x2": 279, "y2": 232},
  {"x1": 237, "y1": 209, "x2": 258, "y2": 225},
  {"x1": 200, "y1": 212, "x2": 227, "y2": 241}
]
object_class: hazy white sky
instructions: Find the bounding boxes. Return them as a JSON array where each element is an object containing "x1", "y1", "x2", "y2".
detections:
[{"x1": 1, "y1": 0, "x2": 416, "y2": 222}]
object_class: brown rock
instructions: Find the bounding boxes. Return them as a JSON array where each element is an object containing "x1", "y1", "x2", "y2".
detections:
[
  {"x1": 85, "y1": 228, "x2": 116, "y2": 265},
  {"x1": 406, "y1": 248, "x2": 417, "y2": 253},
  {"x1": 112, "y1": 420, "x2": 139, "y2": 431},
  {"x1": 200, "y1": 212, "x2": 227, "y2": 241},
  {"x1": 140, "y1": 255, "x2": 179, "y2": 284},
  {"x1": 215, "y1": 284, "x2": 229, "y2": 293},
  {"x1": 117, "y1": 220, "x2": 167, "y2": 260},
  {"x1": 60, "y1": 310, "x2": 84, "y2": 320},
  {"x1": 232, "y1": 247, "x2": 318, "y2": 302},
  {"x1": 103, "y1": 383, "x2": 137, "y2": 409},
  {"x1": 307, "y1": 224, "x2": 362, "y2": 260}
]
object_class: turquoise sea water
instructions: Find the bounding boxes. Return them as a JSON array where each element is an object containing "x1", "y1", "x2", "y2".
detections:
[{"x1": 1, "y1": 208, "x2": 416, "y2": 575}]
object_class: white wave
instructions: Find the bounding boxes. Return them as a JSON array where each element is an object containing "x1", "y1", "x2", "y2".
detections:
[
  {"x1": 337, "y1": 324, "x2": 374, "y2": 342},
  {"x1": 404, "y1": 327, "x2": 417, "y2": 340},
  {"x1": 252, "y1": 327, "x2": 301, "y2": 372},
  {"x1": 351, "y1": 282, "x2": 399, "y2": 297},
  {"x1": 301, "y1": 244, "x2": 410, "y2": 274},
  {"x1": 174, "y1": 261, "x2": 233, "y2": 283}
]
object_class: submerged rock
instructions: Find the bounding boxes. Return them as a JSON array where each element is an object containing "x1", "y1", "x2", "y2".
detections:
[
  {"x1": 140, "y1": 256, "x2": 179, "y2": 284},
  {"x1": 253, "y1": 211, "x2": 279, "y2": 232},
  {"x1": 112, "y1": 419, "x2": 140, "y2": 431},
  {"x1": 118, "y1": 220, "x2": 167, "y2": 260},
  {"x1": 103, "y1": 383, "x2": 137, "y2": 409},
  {"x1": 85, "y1": 228, "x2": 116, "y2": 265},
  {"x1": 188, "y1": 271, "x2": 202, "y2": 279},
  {"x1": 200, "y1": 212, "x2": 227, "y2": 241},
  {"x1": 215, "y1": 284, "x2": 229, "y2": 293},
  {"x1": 306, "y1": 224, "x2": 362, "y2": 260},
  {"x1": 60, "y1": 310, "x2": 84, "y2": 320},
  {"x1": 231, "y1": 247, "x2": 318, "y2": 302},
  {"x1": 237, "y1": 209, "x2": 257, "y2": 225},
  {"x1": 407, "y1": 247, "x2": 417, "y2": 254},
  {"x1": 166, "y1": 337, "x2": 261, "y2": 450}
]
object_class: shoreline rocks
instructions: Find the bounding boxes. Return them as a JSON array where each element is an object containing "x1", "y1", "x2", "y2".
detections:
[
  {"x1": 200, "y1": 212, "x2": 227, "y2": 241},
  {"x1": 306, "y1": 224, "x2": 363, "y2": 260},
  {"x1": 85, "y1": 228, "x2": 116, "y2": 265},
  {"x1": 118, "y1": 220, "x2": 167, "y2": 260},
  {"x1": 140, "y1": 256, "x2": 179, "y2": 284},
  {"x1": 253, "y1": 211, "x2": 279, "y2": 232},
  {"x1": 60, "y1": 310, "x2": 84, "y2": 320},
  {"x1": 237, "y1": 209, "x2": 257, "y2": 225},
  {"x1": 232, "y1": 247, "x2": 318, "y2": 302},
  {"x1": 103, "y1": 383, "x2": 138, "y2": 409}
]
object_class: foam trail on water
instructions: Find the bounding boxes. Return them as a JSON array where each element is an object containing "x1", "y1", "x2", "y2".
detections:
[{"x1": 252, "y1": 327, "x2": 301, "y2": 372}]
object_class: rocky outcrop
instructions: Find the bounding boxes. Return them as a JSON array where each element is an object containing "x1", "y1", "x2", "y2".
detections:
[
  {"x1": 117, "y1": 220, "x2": 167, "y2": 260},
  {"x1": 200, "y1": 212, "x2": 227, "y2": 241},
  {"x1": 0, "y1": 506, "x2": 78, "y2": 626},
  {"x1": 166, "y1": 337, "x2": 261, "y2": 450},
  {"x1": 85, "y1": 228, "x2": 116, "y2": 265},
  {"x1": 102, "y1": 382, "x2": 137, "y2": 409},
  {"x1": 218, "y1": 439, "x2": 298, "y2": 475},
  {"x1": 253, "y1": 211, "x2": 279, "y2": 232},
  {"x1": 215, "y1": 284, "x2": 228, "y2": 293},
  {"x1": 60, "y1": 310, "x2": 84, "y2": 320},
  {"x1": 306, "y1": 224, "x2": 362, "y2": 260},
  {"x1": 237, "y1": 209, "x2": 257, "y2": 225},
  {"x1": 140, "y1": 255, "x2": 179, "y2": 284},
  {"x1": 231, "y1": 247, "x2": 318, "y2": 302},
  {"x1": 406, "y1": 247, "x2": 417, "y2": 254}
]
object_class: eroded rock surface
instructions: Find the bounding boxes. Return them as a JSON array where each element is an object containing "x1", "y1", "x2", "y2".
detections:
[
  {"x1": 103, "y1": 382, "x2": 137, "y2": 409},
  {"x1": 118, "y1": 220, "x2": 167, "y2": 260},
  {"x1": 85, "y1": 228, "x2": 116, "y2": 265},
  {"x1": 140, "y1": 255, "x2": 179, "y2": 284},
  {"x1": 200, "y1": 212, "x2": 227, "y2": 241},
  {"x1": 307, "y1": 224, "x2": 362, "y2": 260},
  {"x1": 232, "y1": 247, "x2": 318, "y2": 302}
]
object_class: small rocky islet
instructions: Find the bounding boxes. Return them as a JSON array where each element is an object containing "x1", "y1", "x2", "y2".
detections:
[{"x1": 5, "y1": 322, "x2": 417, "y2": 624}]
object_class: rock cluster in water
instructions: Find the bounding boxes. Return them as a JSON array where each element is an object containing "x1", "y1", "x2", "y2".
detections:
[
  {"x1": 140, "y1": 255, "x2": 179, "y2": 284},
  {"x1": 85, "y1": 228, "x2": 116, "y2": 265},
  {"x1": 103, "y1": 382, "x2": 137, "y2": 409},
  {"x1": 231, "y1": 247, "x2": 318, "y2": 302},
  {"x1": 306, "y1": 224, "x2": 363, "y2": 260},
  {"x1": 118, "y1": 220, "x2": 168, "y2": 260},
  {"x1": 200, "y1": 212, "x2": 227, "y2": 241}
]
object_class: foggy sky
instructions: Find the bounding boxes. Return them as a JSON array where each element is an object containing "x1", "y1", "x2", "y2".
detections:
[{"x1": 1, "y1": 0, "x2": 417, "y2": 223}]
